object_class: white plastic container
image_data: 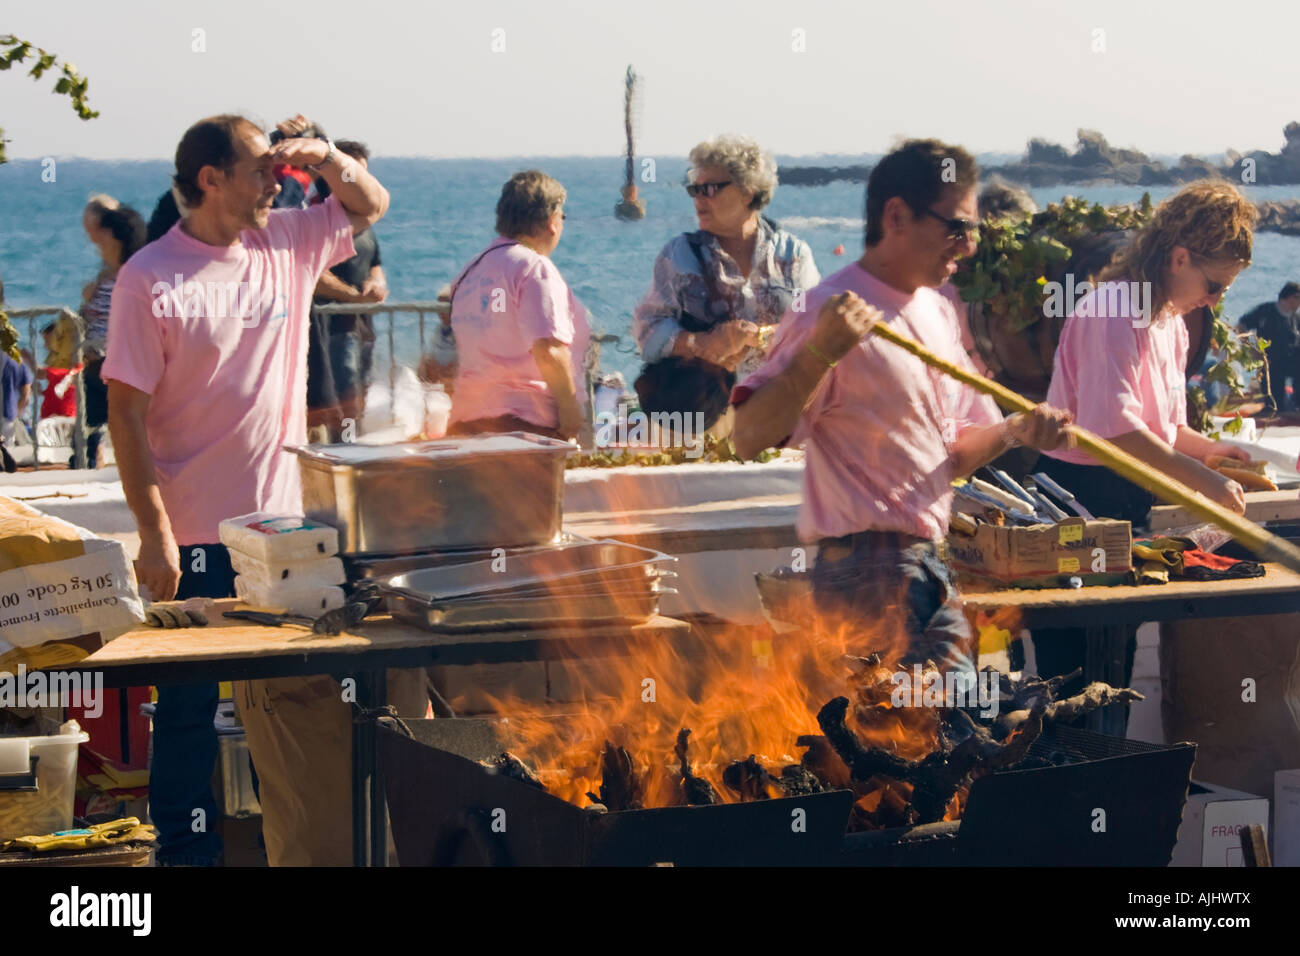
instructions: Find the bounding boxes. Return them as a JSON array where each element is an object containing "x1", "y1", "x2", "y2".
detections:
[
  {"x1": 218, "y1": 513, "x2": 340, "y2": 563},
  {"x1": 227, "y1": 549, "x2": 346, "y2": 589},
  {"x1": 234, "y1": 576, "x2": 346, "y2": 616},
  {"x1": 0, "y1": 721, "x2": 90, "y2": 842}
]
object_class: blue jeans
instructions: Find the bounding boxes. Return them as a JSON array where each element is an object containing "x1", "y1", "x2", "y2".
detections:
[
  {"x1": 811, "y1": 531, "x2": 976, "y2": 677},
  {"x1": 328, "y1": 328, "x2": 374, "y2": 403},
  {"x1": 150, "y1": 543, "x2": 234, "y2": 866}
]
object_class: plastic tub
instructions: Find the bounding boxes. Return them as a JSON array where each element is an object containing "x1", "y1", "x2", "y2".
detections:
[{"x1": 0, "y1": 722, "x2": 90, "y2": 842}]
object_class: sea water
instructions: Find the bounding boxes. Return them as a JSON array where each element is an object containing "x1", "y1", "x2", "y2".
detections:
[{"x1": 2, "y1": 155, "x2": 1299, "y2": 386}]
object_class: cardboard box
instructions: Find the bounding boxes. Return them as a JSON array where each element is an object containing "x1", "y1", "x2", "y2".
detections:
[
  {"x1": 1274, "y1": 769, "x2": 1300, "y2": 867},
  {"x1": 0, "y1": 496, "x2": 145, "y2": 668},
  {"x1": 1170, "y1": 780, "x2": 1269, "y2": 867},
  {"x1": 947, "y1": 516, "x2": 1131, "y2": 585}
]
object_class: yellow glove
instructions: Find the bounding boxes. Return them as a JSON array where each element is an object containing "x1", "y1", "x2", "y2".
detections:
[{"x1": 1, "y1": 817, "x2": 157, "y2": 853}]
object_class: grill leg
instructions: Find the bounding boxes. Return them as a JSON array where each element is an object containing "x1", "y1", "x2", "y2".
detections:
[
  {"x1": 351, "y1": 668, "x2": 389, "y2": 866},
  {"x1": 1084, "y1": 625, "x2": 1129, "y2": 737}
]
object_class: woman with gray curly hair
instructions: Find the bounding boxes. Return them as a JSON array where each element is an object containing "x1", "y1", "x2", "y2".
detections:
[{"x1": 632, "y1": 135, "x2": 819, "y2": 427}]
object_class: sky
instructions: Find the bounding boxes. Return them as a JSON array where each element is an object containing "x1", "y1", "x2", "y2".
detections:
[{"x1": 4, "y1": 0, "x2": 1300, "y2": 161}]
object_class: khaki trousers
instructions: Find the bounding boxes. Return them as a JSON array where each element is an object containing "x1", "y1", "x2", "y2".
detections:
[{"x1": 233, "y1": 668, "x2": 430, "y2": 866}]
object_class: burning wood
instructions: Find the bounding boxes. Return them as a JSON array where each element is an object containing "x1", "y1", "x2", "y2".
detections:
[
  {"x1": 675, "y1": 728, "x2": 722, "y2": 806},
  {"x1": 482, "y1": 752, "x2": 547, "y2": 791},
  {"x1": 468, "y1": 589, "x2": 1142, "y2": 833},
  {"x1": 586, "y1": 742, "x2": 646, "y2": 811},
  {"x1": 817, "y1": 694, "x2": 1047, "y2": 823},
  {"x1": 997, "y1": 681, "x2": 1145, "y2": 735},
  {"x1": 985, "y1": 666, "x2": 1083, "y2": 713},
  {"x1": 775, "y1": 764, "x2": 827, "y2": 797},
  {"x1": 796, "y1": 734, "x2": 854, "y2": 790},
  {"x1": 722, "y1": 754, "x2": 777, "y2": 801}
]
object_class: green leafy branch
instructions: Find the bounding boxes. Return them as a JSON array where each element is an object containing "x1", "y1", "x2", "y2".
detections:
[
  {"x1": 1188, "y1": 302, "x2": 1268, "y2": 437},
  {"x1": 951, "y1": 193, "x2": 1154, "y2": 333},
  {"x1": 0, "y1": 34, "x2": 100, "y2": 164}
]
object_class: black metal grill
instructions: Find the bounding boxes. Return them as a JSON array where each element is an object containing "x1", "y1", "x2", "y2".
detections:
[{"x1": 378, "y1": 718, "x2": 1195, "y2": 866}]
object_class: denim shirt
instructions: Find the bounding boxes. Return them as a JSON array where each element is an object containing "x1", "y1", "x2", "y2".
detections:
[{"x1": 632, "y1": 217, "x2": 820, "y2": 364}]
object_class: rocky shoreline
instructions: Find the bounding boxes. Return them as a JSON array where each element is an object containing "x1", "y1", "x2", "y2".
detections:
[{"x1": 783, "y1": 122, "x2": 1300, "y2": 192}]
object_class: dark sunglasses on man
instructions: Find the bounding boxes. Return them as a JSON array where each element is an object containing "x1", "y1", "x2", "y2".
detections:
[
  {"x1": 919, "y1": 207, "x2": 977, "y2": 242},
  {"x1": 686, "y1": 181, "x2": 732, "y2": 199}
]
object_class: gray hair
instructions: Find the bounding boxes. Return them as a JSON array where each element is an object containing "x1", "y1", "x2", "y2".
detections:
[
  {"x1": 689, "y1": 135, "x2": 778, "y2": 210},
  {"x1": 978, "y1": 176, "x2": 1038, "y2": 221},
  {"x1": 495, "y1": 169, "x2": 566, "y2": 238}
]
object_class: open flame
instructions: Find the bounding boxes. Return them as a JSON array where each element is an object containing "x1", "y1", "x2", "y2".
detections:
[{"x1": 457, "y1": 585, "x2": 1011, "y2": 826}]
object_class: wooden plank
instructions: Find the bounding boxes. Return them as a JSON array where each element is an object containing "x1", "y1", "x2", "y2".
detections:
[
  {"x1": 965, "y1": 563, "x2": 1300, "y2": 611},
  {"x1": 1149, "y1": 489, "x2": 1300, "y2": 531},
  {"x1": 964, "y1": 564, "x2": 1300, "y2": 630},
  {"x1": 76, "y1": 602, "x2": 689, "y2": 670}
]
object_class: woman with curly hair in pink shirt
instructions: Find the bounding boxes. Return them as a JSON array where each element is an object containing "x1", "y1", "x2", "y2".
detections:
[
  {"x1": 1033, "y1": 181, "x2": 1257, "y2": 718},
  {"x1": 1037, "y1": 181, "x2": 1256, "y2": 526}
]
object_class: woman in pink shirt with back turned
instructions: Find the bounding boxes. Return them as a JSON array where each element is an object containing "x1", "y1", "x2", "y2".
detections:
[
  {"x1": 446, "y1": 170, "x2": 589, "y2": 440},
  {"x1": 1037, "y1": 181, "x2": 1256, "y2": 526}
]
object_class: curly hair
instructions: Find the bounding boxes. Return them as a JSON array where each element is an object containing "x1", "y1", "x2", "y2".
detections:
[
  {"x1": 1100, "y1": 179, "x2": 1257, "y2": 316},
  {"x1": 688, "y1": 135, "x2": 779, "y2": 210}
]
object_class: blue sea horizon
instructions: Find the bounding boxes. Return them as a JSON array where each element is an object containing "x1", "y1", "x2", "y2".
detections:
[{"x1": 3, "y1": 155, "x2": 1298, "y2": 385}]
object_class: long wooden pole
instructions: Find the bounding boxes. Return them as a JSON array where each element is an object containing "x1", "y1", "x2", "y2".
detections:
[{"x1": 868, "y1": 321, "x2": 1300, "y2": 574}]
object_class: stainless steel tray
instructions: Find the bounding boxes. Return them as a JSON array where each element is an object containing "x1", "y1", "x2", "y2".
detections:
[
  {"x1": 379, "y1": 540, "x2": 676, "y2": 604},
  {"x1": 290, "y1": 432, "x2": 572, "y2": 556},
  {"x1": 343, "y1": 532, "x2": 591, "y2": 580},
  {"x1": 442, "y1": 570, "x2": 677, "y2": 602},
  {"x1": 387, "y1": 587, "x2": 674, "y2": 633}
]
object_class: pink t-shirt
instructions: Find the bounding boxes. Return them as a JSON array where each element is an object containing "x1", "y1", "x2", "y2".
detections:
[
  {"x1": 449, "y1": 238, "x2": 590, "y2": 429},
  {"x1": 102, "y1": 198, "x2": 355, "y2": 545},
  {"x1": 1044, "y1": 280, "x2": 1188, "y2": 467},
  {"x1": 738, "y1": 263, "x2": 1002, "y2": 543}
]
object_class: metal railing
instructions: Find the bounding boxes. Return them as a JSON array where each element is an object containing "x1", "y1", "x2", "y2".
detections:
[
  {"x1": 312, "y1": 300, "x2": 450, "y2": 398},
  {"x1": 6, "y1": 298, "x2": 616, "y2": 469},
  {"x1": 8, "y1": 306, "x2": 90, "y2": 471}
]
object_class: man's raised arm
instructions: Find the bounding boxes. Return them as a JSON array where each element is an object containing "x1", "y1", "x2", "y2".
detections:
[{"x1": 269, "y1": 115, "x2": 390, "y2": 234}]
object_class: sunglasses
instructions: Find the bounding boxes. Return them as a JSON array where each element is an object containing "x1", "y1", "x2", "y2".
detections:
[
  {"x1": 686, "y1": 181, "x2": 732, "y2": 198},
  {"x1": 1196, "y1": 264, "x2": 1227, "y2": 297},
  {"x1": 919, "y1": 207, "x2": 977, "y2": 242}
]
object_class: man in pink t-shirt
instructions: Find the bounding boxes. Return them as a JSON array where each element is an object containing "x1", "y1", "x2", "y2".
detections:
[
  {"x1": 447, "y1": 170, "x2": 589, "y2": 440},
  {"x1": 734, "y1": 140, "x2": 1071, "y2": 675},
  {"x1": 103, "y1": 113, "x2": 389, "y2": 866}
]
